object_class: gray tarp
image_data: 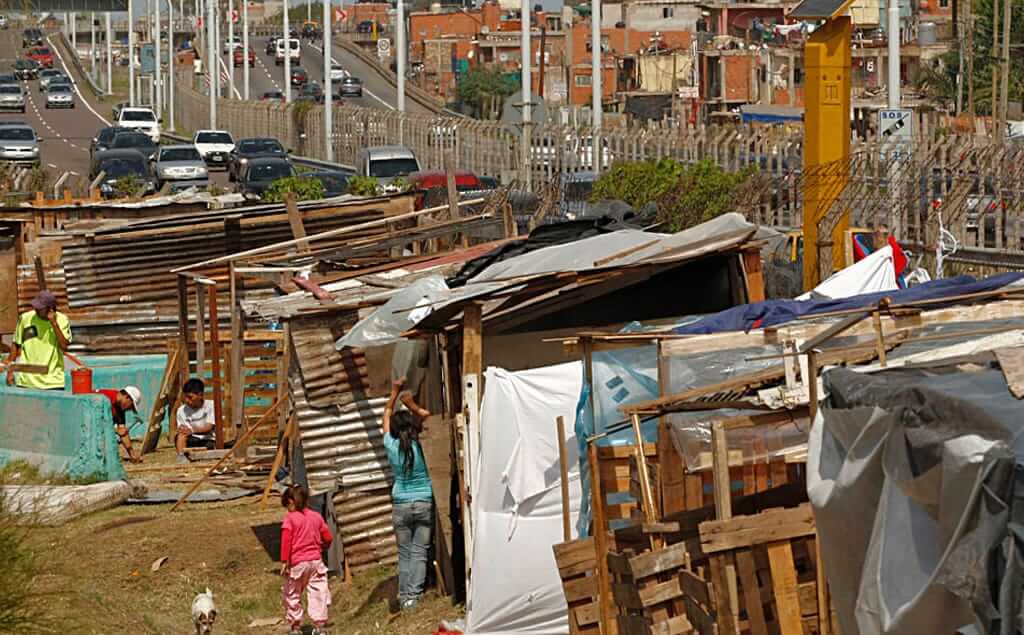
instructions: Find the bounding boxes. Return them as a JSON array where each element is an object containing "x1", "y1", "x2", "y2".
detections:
[{"x1": 808, "y1": 364, "x2": 1024, "y2": 635}]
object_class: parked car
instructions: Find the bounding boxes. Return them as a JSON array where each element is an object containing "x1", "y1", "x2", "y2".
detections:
[
  {"x1": 13, "y1": 58, "x2": 39, "y2": 80},
  {"x1": 260, "y1": 90, "x2": 285, "y2": 101},
  {"x1": 275, "y1": 38, "x2": 300, "y2": 66},
  {"x1": 44, "y1": 83, "x2": 74, "y2": 108},
  {"x1": 193, "y1": 129, "x2": 235, "y2": 168},
  {"x1": 90, "y1": 126, "x2": 122, "y2": 161},
  {"x1": 0, "y1": 84, "x2": 25, "y2": 113},
  {"x1": 22, "y1": 28, "x2": 43, "y2": 48},
  {"x1": 26, "y1": 46, "x2": 53, "y2": 68},
  {"x1": 232, "y1": 46, "x2": 255, "y2": 67},
  {"x1": 355, "y1": 145, "x2": 420, "y2": 187},
  {"x1": 305, "y1": 170, "x2": 349, "y2": 197},
  {"x1": 239, "y1": 157, "x2": 296, "y2": 199},
  {"x1": 91, "y1": 149, "x2": 158, "y2": 198},
  {"x1": 117, "y1": 107, "x2": 161, "y2": 142},
  {"x1": 290, "y1": 66, "x2": 308, "y2": 86},
  {"x1": 338, "y1": 76, "x2": 362, "y2": 97},
  {"x1": 0, "y1": 123, "x2": 41, "y2": 166},
  {"x1": 38, "y1": 69, "x2": 67, "y2": 91},
  {"x1": 153, "y1": 145, "x2": 209, "y2": 190},
  {"x1": 108, "y1": 130, "x2": 158, "y2": 160},
  {"x1": 228, "y1": 137, "x2": 287, "y2": 182},
  {"x1": 0, "y1": 73, "x2": 16, "y2": 86}
]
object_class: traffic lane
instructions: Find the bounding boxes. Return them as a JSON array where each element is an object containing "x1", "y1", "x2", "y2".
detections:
[{"x1": 303, "y1": 40, "x2": 392, "y2": 111}]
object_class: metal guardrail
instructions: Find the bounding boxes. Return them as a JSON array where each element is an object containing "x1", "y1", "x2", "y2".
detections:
[
  {"x1": 333, "y1": 38, "x2": 449, "y2": 116},
  {"x1": 55, "y1": 32, "x2": 108, "y2": 98}
]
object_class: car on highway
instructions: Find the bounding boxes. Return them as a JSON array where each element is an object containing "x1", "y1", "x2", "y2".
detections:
[
  {"x1": 0, "y1": 73, "x2": 17, "y2": 86},
  {"x1": 22, "y1": 28, "x2": 43, "y2": 48},
  {"x1": 275, "y1": 38, "x2": 300, "y2": 66},
  {"x1": 238, "y1": 156, "x2": 296, "y2": 199},
  {"x1": 305, "y1": 170, "x2": 349, "y2": 197},
  {"x1": 91, "y1": 149, "x2": 158, "y2": 198},
  {"x1": 13, "y1": 59, "x2": 40, "y2": 80},
  {"x1": 222, "y1": 36, "x2": 241, "y2": 54},
  {"x1": 0, "y1": 85, "x2": 25, "y2": 113},
  {"x1": 90, "y1": 126, "x2": 122, "y2": 161},
  {"x1": 298, "y1": 81, "x2": 322, "y2": 101},
  {"x1": 265, "y1": 37, "x2": 279, "y2": 55},
  {"x1": 108, "y1": 130, "x2": 158, "y2": 160},
  {"x1": 0, "y1": 15, "x2": 8, "y2": 29},
  {"x1": 38, "y1": 69, "x2": 67, "y2": 91},
  {"x1": 44, "y1": 83, "x2": 74, "y2": 109},
  {"x1": 316, "y1": 87, "x2": 343, "y2": 104},
  {"x1": 260, "y1": 90, "x2": 285, "y2": 101},
  {"x1": 338, "y1": 76, "x2": 362, "y2": 97},
  {"x1": 193, "y1": 129, "x2": 235, "y2": 168},
  {"x1": 153, "y1": 145, "x2": 209, "y2": 191},
  {"x1": 301, "y1": 21, "x2": 320, "y2": 39},
  {"x1": 355, "y1": 145, "x2": 420, "y2": 187},
  {"x1": 228, "y1": 137, "x2": 287, "y2": 182},
  {"x1": 0, "y1": 124, "x2": 41, "y2": 166},
  {"x1": 232, "y1": 47, "x2": 255, "y2": 67},
  {"x1": 117, "y1": 107, "x2": 161, "y2": 143},
  {"x1": 290, "y1": 66, "x2": 308, "y2": 86},
  {"x1": 26, "y1": 46, "x2": 54, "y2": 69},
  {"x1": 329, "y1": 63, "x2": 347, "y2": 82}
]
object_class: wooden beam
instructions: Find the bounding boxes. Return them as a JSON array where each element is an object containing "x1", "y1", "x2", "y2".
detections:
[
  {"x1": 460, "y1": 302, "x2": 482, "y2": 586},
  {"x1": 176, "y1": 275, "x2": 191, "y2": 389},
  {"x1": 556, "y1": 415, "x2": 571, "y2": 543},
  {"x1": 285, "y1": 192, "x2": 310, "y2": 254},
  {"x1": 208, "y1": 283, "x2": 224, "y2": 449},
  {"x1": 194, "y1": 283, "x2": 207, "y2": 377},
  {"x1": 230, "y1": 260, "x2": 246, "y2": 452}
]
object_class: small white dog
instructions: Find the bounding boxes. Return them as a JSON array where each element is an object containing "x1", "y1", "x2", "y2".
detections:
[{"x1": 191, "y1": 588, "x2": 217, "y2": 635}]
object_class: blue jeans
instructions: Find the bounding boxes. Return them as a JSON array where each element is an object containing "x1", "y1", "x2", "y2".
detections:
[{"x1": 392, "y1": 499, "x2": 433, "y2": 604}]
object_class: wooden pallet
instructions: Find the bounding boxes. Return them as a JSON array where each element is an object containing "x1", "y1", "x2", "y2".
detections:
[{"x1": 554, "y1": 536, "x2": 602, "y2": 635}]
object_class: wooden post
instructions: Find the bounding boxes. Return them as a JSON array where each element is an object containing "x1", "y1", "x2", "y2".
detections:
[
  {"x1": 588, "y1": 441, "x2": 615, "y2": 635},
  {"x1": 285, "y1": 192, "x2": 310, "y2": 253},
  {"x1": 260, "y1": 412, "x2": 295, "y2": 509},
  {"x1": 556, "y1": 415, "x2": 571, "y2": 542},
  {"x1": 33, "y1": 255, "x2": 46, "y2": 291},
  {"x1": 207, "y1": 282, "x2": 224, "y2": 449},
  {"x1": 230, "y1": 261, "x2": 246, "y2": 447},
  {"x1": 711, "y1": 419, "x2": 739, "y2": 632},
  {"x1": 630, "y1": 413, "x2": 656, "y2": 524},
  {"x1": 194, "y1": 283, "x2": 207, "y2": 377},
  {"x1": 461, "y1": 302, "x2": 483, "y2": 589},
  {"x1": 871, "y1": 311, "x2": 887, "y2": 367},
  {"x1": 175, "y1": 275, "x2": 191, "y2": 388},
  {"x1": 807, "y1": 350, "x2": 819, "y2": 422}
]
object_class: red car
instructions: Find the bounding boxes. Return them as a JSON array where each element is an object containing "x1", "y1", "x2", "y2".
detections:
[
  {"x1": 232, "y1": 47, "x2": 255, "y2": 67},
  {"x1": 408, "y1": 170, "x2": 483, "y2": 209},
  {"x1": 27, "y1": 46, "x2": 53, "y2": 68}
]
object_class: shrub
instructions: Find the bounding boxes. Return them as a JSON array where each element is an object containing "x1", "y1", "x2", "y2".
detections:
[
  {"x1": 346, "y1": 175, "x2": 380, "y2": 197},
  {"x1": 113, "y1": 174, "x2": 146, "y2": 198},
  {"x1": 262, "y1": 176, "x2": 325, "y2": 203}
]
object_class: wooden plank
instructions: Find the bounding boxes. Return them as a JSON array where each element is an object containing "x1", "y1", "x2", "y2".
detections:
[
  {"x1": 612, "y1": 582, "x2": 645, "y2": 611},
  {"x1": 699, "y1": 505, "x2": 815, "y2": 554},
  {"x1": 574, "y1": 601, "x2": 600, "y2": 627},
  {"x1": 588, "y1": 441, "x2": 616, "y2": 635},
  {"x1": 708, "y1": 554, "x2": 738, "y2": 634},
  {"x1": 554, "y1": 536, "x2": 597, "y2": 570},
  {"x1": 681, "y1": 594, "x2": 716, "y2": 635},
  {"x1": 678, "y1": 568, "x2": 712, "y2": 608},
  {"x1": 814, "y1": 532, "x2": 832, "y2": 635},
  {"x1": 735, "y1": 549, "x2": 769, "y2": 635},
  {"x1": 606, "y1": 551, "x2": 633, "y2": 577},
  {"x1": 766, "y1": 540, "x2": 804, "y2": 635},
  {"x1": 207, "y1": 283, "x2": 224, "y2": 449},
  {"x1": 598, "y1": 443, "x2": 658, "y2": 459},
  {"x1": 995, "y1": 347, "x2": 1024, "y2": 399},
  {"x1": 557, "y1": 416, "x2": 572, "y2": 542},
  {"x1": 711, "y1": 420, "x2": 732, "y2": 520},
  {"x1": 648, "y1": 614, "x2": 695, "y2": 635},
  {"x1": 285, "y1": 192, "x2": 310, "y2": 253},
  {"x1": 562, "y1": 575, "x2": 599, "y2": 603},
  {"x1": 637, "y1": 576, "x2": 687, "y2": 608},
  {"x1": 624, "y1": 542, "x2": 689, "y2": 579}
]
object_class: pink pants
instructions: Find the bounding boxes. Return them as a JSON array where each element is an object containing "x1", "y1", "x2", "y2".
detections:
[{"x1": 282, "y1": 559, "x2": 330, "y2": 628}]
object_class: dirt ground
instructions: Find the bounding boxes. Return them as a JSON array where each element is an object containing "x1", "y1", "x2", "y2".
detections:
[{"x1": 23, "y1": 446, "x2": 464, "y2": 634}]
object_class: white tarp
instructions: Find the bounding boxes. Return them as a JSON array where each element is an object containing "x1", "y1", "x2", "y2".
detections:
[
  {"x1": 798, "y1": 245, "x2": 898, "y2": 301},
  {"x1": 467, "y1": 363, "x2": 583, "y2": 635}
]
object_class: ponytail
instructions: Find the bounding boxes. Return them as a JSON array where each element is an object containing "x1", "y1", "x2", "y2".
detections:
[
  {"x1": 280, "y1": 484, "x2": 309, "y2": 510},
  {"x1": 390, "y1": 410, "x2": 422, "y2": 476}
]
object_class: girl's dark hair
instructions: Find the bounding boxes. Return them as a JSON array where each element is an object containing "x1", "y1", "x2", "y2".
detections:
[
  {"x1": 280, "y1": 484, "x2": 309, "y2": 510},
  {"x1": 390, "y1": 410, "x2": 422, "y2": 476}
]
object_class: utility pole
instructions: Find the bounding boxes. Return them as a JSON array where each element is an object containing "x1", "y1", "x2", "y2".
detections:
[
  {"x1": 886, "y1": 0, "x2": 899, "y2": 108},
  {"x1": 169, "y1": 0, "x2": 176, "y2": 131},
  {"x1": 591, "y1": 0, "x2": 602, "y2": 169},
  {"x1": 991, "y1": 0, "x2": 999, "y2": 132},
  {"x1": 214, "y1": 4, "x2": 221, "y2": 98},
  {"x1": 538, "y1": 26, "x2": 546, "y2": 98},
  {"x1": 129, "y1": 0, "x2": 136, "y2": 107},
  {"x1": 208, "y1": 0, "x2": 216, "y2": 125},
  {"x1": 307, "y1": 0, "x2": 311, "y2": 24},
  {"x1": 562, "y1": 5, "x2": 572, "y2": 103},
  {"x1": 155, "y1": 0, "x2": 163, "y2": 118},
  {"x1": 90, "y1": 12, "x2": 96, "y2": 81},
  {"x1": 71, "y1": 12, "x2": 76, "y2": 52},
  {"x1": 228, "y1": 0, "x2": 235, "y2": 99},
  {"x1": 323, "y1": 0, "x2": 333, "y2": 161},
  {"x1": 998, "y1": 0, "x2": 1010, "y2": 142},
  {"x1": 284, "y1": 0, "x2": 291, "y2": 102},
  {"x1": 106, "y1": 12, "x2": 112, "y2": 94},
  {"x1": 242, "y1": 0, "x2": 250, "y2": 99},
  {"x1": 521, "y1": 0, "x2": 532, "y2": 190},
  {"x1": 397, "y1": 0, "x2": 406, "y2": 111},
  {"x1": 967, "y1": 0, "x2": 974, "y2": 119}
]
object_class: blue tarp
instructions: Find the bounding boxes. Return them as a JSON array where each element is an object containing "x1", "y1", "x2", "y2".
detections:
[{"x1": 673, "y1": 273, "x2": 1024, "y2": 335}]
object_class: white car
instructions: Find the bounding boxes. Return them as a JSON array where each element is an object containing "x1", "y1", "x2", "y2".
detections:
[
  {"x1": 222, "y1": 36, "x2": 241, "y2": 54},
  {"x1": 117, "y1": 107, "x2": 161, "y2": 143},
  {"x1": 193, "y1": 129, "x2": 235, "y2": 169},
  {"x1": 0, "y1": 15, "x2": 9, "y2": 29},
  {"x1": 275, "y1": 38, "x2": 300, "y2": 66},
  {"x1": 329, "y1": 63, "x2": 348, "y2": 82}
]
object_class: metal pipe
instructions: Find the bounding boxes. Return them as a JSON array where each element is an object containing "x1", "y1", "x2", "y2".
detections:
[
  {"x1": 521, "y1": 0, "x2": 531, "y2": 190},
  {"x1": 323, "y1": 0, "x2": 333, "y2": 161},
  {"x1": 284, "y1": 0, "x2": 291, "y2": 103},
  {"x1": 227, "y1": 0, "x2": 234, "y2": 100},
  {"x1": 155, "y1": 0, "x2": 163, "y2": 117},
  {"x1": 242, "y1": 0, "x2": 250, "y2": 99},
  {"x1": 397, "y1": 0, "x2": 406, "y2": 111},
  {"x1": 106, "y1": 12, "x2": 112, "y2": 94},
  {"x1": 886, "y1": 0, "x2": 899, "y2": 108},
  {"x1": 129, "y1": 1, "x2": 135, "y2": 106},
  {"x1": 207, "y1": 0, "x2": 216, "y2": 125},
  {"x1": 169, "y1": 0, "x2": 175, "y2": 131}
]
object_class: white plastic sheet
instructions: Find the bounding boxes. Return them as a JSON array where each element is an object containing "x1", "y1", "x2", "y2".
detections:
[
  {"x1": 798, "y1": 245, "x2": 898, "y2": 301},
  {"x1": 334, "y1": 275, "x2": 449, "y2": 349},
  {"x1": 467, "y1": 363, "x2": 583, "y2": 635}
]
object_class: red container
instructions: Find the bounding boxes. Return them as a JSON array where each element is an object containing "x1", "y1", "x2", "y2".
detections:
[{"x1": 70, "y1": 367, "x2": 93, "y2": 394}]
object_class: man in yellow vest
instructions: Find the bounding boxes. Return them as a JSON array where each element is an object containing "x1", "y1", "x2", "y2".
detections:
[{"x1": 6, "y1": 291, "x2": 72, "y2": 390}]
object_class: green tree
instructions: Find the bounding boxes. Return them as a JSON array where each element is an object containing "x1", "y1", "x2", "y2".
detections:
[
  {"x1": 457, "y1": 68, "x2": 517, "y2": 118},
  {"x1": 591, "y1": 158, "x2": 761, "y2": 232}
]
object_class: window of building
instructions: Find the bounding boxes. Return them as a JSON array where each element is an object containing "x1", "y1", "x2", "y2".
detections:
[
  {"x1": 939, "y1": 0, "x2": 949, "y2": 7},
  {"x1": 576, "y1": 74, "x2": 592, "y2": 86},
  {"x1": 663, "y1": 7, "x2": 674, "y2": 18}
]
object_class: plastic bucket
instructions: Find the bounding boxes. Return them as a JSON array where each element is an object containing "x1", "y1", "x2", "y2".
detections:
[{"x1": 70, "y1": 367, "x2": 93, "y2": 394}]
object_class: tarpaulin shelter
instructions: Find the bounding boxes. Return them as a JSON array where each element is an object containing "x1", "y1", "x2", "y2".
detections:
[{"x1": 810, "y1": 361, "x2": 1024, "y2": 634}]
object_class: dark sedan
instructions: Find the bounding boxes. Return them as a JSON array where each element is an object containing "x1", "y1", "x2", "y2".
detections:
[
  {"x1": 90, "y1": 149, "x2": 158, "y2": 197},
  {"x1": 229, "y1": 137, "x2": 287, "y2": 182},
  {"x1": 13, "y1": 59, "x2": 39, "y2": 80},
  {"x1": 90, "y1": 126, "x2": 121, "y2": 162},
  {"x1": 107, "y1": 130, "x2": 159, "y2": 162},
  {"x1": 290, "y1": 66, "x2": 308, "y2": 87},
  {"x1": 261, "y1": 90, "x2": 285, "y2": 102},
  {"x1": 305, "y1": 170, "x2": 349, "y2": 197},
  {"x1": 338, "y1": 76, "x2": 362, "y2": 97},
  {"x1": 239, "y1": 157, "x2": 296, "y2": 199}
]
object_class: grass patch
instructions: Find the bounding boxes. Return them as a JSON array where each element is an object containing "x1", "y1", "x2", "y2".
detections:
[
  {"x1": 0, "y1": 460, "x2": 105, "y2": 486},
  {"x1": 0, "y1": 483, "x2": 54, "y2": 630}
]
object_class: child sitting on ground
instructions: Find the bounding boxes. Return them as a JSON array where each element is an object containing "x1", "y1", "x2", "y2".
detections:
[{"x1": 280, "y1": 484, "x2": 333, "y2": 635}]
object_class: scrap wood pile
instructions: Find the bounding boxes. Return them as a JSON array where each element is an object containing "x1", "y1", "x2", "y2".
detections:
[{"x1": 553, "y1": 283, "x2": 1024, "y2": 635}]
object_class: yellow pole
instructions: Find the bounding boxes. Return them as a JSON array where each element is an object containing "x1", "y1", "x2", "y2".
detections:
[{"x1": 802, "y1": 16, "x2": 852, "y2": 291}]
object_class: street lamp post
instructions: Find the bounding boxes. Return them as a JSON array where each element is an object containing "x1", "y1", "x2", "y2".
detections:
[
  {"x1": 207, "y1": 0, "x2": 216, "y2": 125},
  {"x1": 284, "y1": 0, "x2": 291, "y2": 102},
  {"x1": 228, "y1": 0, "x2": 235, "y2": 99},
  {"x1": 323, "y1": 0, "x2": 333, "y2": 161},
  {"x1": 129, "y1": 0, "x2": 136, "y2": 107},
  {"x1": 397, "y1": 0, "x2": 405, "y2": 111},
  {"x1": 155, "y1": 0, "x2": 163, "y2": 117},
  {"x1": 169, "y1": 0, "x2": 176, "y2": 131},
  {"x1": 105, "y1": 12, "x2": 112, "y2": 94},
  {"x1": 242, "y1": 0, "x2": 250, "y2": 99}
]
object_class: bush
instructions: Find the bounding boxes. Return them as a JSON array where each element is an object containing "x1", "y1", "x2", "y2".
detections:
[
  {"x1": 262, "y1": 176, "x2": 325, "y2": 203},
  {"x1": 591, "y1": 158, "x2": 760, "y2": 232},
  {"x1": 0, "y1": 473, "x2": 50, "y2": 631},
  {"x1": 112, "y1": 174, "x2": 146, "y2": 199},
  {"x1": 346, "y1": 175, "x2": 380, "y2": 197}
]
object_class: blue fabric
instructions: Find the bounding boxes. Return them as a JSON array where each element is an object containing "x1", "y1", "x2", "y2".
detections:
[
  {"x1": 673, "y1": 273, "x2": 1024, "y2": 335},
  {"x1": 383, "y1": 433, "x2": 433, "y2": 503}
]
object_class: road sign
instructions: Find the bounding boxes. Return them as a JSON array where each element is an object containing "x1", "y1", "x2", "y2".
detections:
[
  {"x1": 377, "y1": 38, "x2": 390, "y2": 53},
  {"x1": 677, "y1": 85, "x2": 699, "y2": 99},
  {"x1": 334, "y1": 7, "x2": 347, "y2": 22},
  {"x1": 879, "y1": 108, "x2": 912, "y2": 140}
]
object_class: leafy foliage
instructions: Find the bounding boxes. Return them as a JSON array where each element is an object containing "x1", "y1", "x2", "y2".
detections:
[
  {"x1": 591, "y1": 158, "x2": 760, "y2": 232},
  {"x1": 347, "y1": 175, "x2": 380, "y2": 197},
  {"x1": 113, "y1": 174, "x2": 146, "y2": 198},
  {"x1": 25, "y1": 167, "x2": 48, "y2": 194},
  {"x1": 456, "y1": 68, "x2": 517, "y2": 118},
  {"x1": 262, "y1": 176, "x2": 325, "y2": 202}
]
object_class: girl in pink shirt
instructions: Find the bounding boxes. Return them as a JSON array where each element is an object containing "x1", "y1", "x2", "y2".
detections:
[{"x1": 280, "y1": 485, "x2": 333, "y2": 635}]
